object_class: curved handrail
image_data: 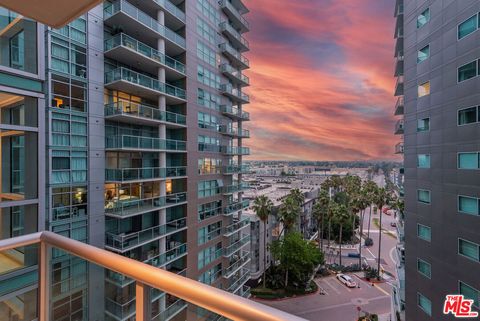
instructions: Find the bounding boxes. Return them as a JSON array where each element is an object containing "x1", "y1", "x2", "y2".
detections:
[{"x1": 0, "y1": 232, "x2": 306, "y2": 321}]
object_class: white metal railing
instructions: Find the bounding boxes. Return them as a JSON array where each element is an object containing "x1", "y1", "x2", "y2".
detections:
[{"x1": 0, "y1": 232, "x2": 306, "y2": 321}]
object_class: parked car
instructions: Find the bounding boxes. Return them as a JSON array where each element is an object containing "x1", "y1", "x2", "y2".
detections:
[
  {"x1": 336, "y1": 274, "x2": 357, "y2": 288},
  {"x1": 390, "y1": 222, "x2": 397, "y2": 227}
]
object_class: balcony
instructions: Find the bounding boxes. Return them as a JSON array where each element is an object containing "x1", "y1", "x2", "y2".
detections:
[
  {"x1": 223, "y1": 165, "x2": 250, "y2": 175},
  {"x1": 0, "y1": 232, "x2": 305, "y2": 321},
  {"x1": 105, "y1": 67, "x2": 186, "y2": 103},
  {"x1": 218, "y1": 125, "x2": 250, "y2": 138},
  {"x1": 223, "y1": 218, "x2": 250, "y2": 237},
  {"x1": 223, "y1": 183, "x2": 250, "y2": 195},
  {"x1": 226, "y1": 268, "x2": 250, "y2": 293},
  {"x1": 220, "y1": 84, "x2": 250, "y2": 104},
  {"x1": 105, "y1": 167, "x2": 187, "y2": 183},
  {"x1": 103, "y1": 0, "x2": 186, "y2": 55},
  {"x1": 394, "y1": 119, "x2": 404, "y2": 135},
  {"x1": 105, "y1": 218, "x2": 187, "y2": 253},
  {"x1": 219, "y1": 43, "x2": 250, "y2": 70},
  {"x1": 223, "y1": 251, "x2": 250, "y2": 278},
  {"x1": 394, "y1": 55, "x2": 404, "y2": 77},
  {"x1": 394, "y1": 75, "x2": 404, "y2": 97},
  {"x1": 105, "y1": 101, "x2": 186, "y2": 128},
  {"x1": 394, "y1": 37, "x2": 404, "y2": 59},
  {"x1": 104, "y1": 33, "x2": 185, "y2": 80},
  {"x1": 220, "y1": 64, "x2": 250, "y2": 87},
  {"x1": 219, "y1": 0, "x2": 249, "y2": 32},
  {"x1": 152, "y1": 299, "x2": 187, "y2": 321},
  {"x1": 224, "y1": 199, "x2": 250, "y2": 215},
  {"x1": 222, "y1": 146, "x2": 251, "y2": 156},
  {"x1": 394, "y1": 97, "x2": 404, "y2": 116},
  {"x1": 395, "y1": 142, "x2": 404, "y2": 154},
  {"x1": 221, "y1": 105, "x2": 250, "y2": 121},
  {"x1": 224, "y1": 235, "x2": 250, "y2": 257},
  {"x1": 105, "y1": 192, "x2": 187, "y2": 218},
  {"x1": 105, "y1": 135, "x2": 186, "y2": 152},
  {"x1": 219, "y1": 22, "x2": 249, "y2": 52}
]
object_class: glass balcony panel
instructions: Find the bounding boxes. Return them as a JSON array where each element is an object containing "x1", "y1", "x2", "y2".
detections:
[{"x1": 105, "y1": 135, "x2": 186, "y2": 152}]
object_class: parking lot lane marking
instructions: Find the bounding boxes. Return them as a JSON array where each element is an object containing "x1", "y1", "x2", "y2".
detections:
[
  {"x1": 324, "y1": 279, "x2": 341, "y2": 294},
  {"x1": 374, "y1": 284, "x2": 390, "y2": 296}
]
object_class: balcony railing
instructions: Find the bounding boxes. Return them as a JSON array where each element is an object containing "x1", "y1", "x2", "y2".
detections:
[
  {"x1": 104, "y1": 0, "x2": 186, "y2": 48},
  {"x1": 222, "y1": 146, "x2": 251, "y2": 156},
  {"x1": 0, "y1": 232, "x2": 303, "y2": 321},
  {"x1": 219, "y1": 43, "x2": 250, "y2": 69},
  {"x1": 219, "y1": 126, "x2": 250, "y2": 138},
  {"x1": 105, "y1": 102, "x2": 186, "y2": 126},
  {"x1": 223, "y1": 218, "x2": 250, "y2": 236},
  {"x1": 220, "y1": 84, "x2": 250, "y2": 103},
  {"x1": 223, "y1": 165, "x2": 250, "y2": 175},
  {"x1": 394, "y1": 75, "x2": 404, "y2": 97},
  {"x1": 394, "y1": 97, "x2": 404, "y2": 116},
  {"x1": 219, "y1": 0, "x2": 249, "y2": 31},
  {"x1": 224, "y1": 235, "x2": 250, "y2": 257},
  {"x1": 223, "y1": 183, "x2": 250, "y2": 195},
  {"x1": 219, "y1": 22, "x2": 249, "y2": 51},
  {"x1": 105, "y1": 33, "x2": 185, "y2": 74},
  {"x1": 221, "y1": 105, "x2": 250, "y2": 121},
  {"x1": 152, "y1": 0, "x2": 186, "y2": 23},
  {"x1": 106, "y1": 218, "x2": 187, "y2": 252},
  {"x1": 105, "y1": 67, "x2": 186, "y2": 100},
  {"x1": 224, "y1": 200, "x2": 250, "y2": 215},
  {"x1": 152, "y1": 299, "x2": 187, "y2": 321},
  {"x1": 395, "y1": 142, "x2": 404, "y2": 154},
  {"x1": 106, "y1": 135, "x2": 186, "y2": 152},
  {"x1": 223, "y1": 252, "x2": 250, "y2": 278},
  {"x1": 105, "y1": 167, "x2": 186, "y2": 182},
  {"x1": 105, "y1": 192, "x2": 187, "y2": 217},
  {"x1": 226, "y1": 268, "x2": 250, "y2": 293},
  {"x1": 394, "y1": 119, "x2": 404, "y2": 135},
  {"x1": 220, "y1": 64, "x2": 250, "y2": 86}
]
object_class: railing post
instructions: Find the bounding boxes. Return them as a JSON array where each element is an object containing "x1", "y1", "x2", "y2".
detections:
[
  {"x1": 39, "y1": 242, "x2": 51, "y2": 321},
  {"x1": 136, "y1": 281, "x2": 152, "y2": 321}
]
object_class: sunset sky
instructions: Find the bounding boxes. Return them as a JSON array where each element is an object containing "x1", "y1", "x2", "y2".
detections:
[{"x1": 243, "y1": 0, "x2": 399, "y2": 161}]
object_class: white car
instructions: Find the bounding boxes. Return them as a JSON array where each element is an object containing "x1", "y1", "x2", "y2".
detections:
[{"x1": 336, "y1": 274, "x2": 357, "y2": 288}]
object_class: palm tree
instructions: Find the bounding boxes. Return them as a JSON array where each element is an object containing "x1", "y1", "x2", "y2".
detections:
[
  {"x1": 289, "y1": 188, "x2": 305, "y2": 207},
  {"x1": 313, "y1": 190, "x2": 330, "y2": 252},
  {"x1": 253, "y1": 195, "x2": 273, "y2": 288},
  {"x1": 373, "y1": 187, "x2": 392, "y2": 280},
  {"x1": 356, "y1": 187, "x2": 369, "y2": 268},
  {"x1": 363, "y1": 180, "x2": 377, "y2": 239},
  {"x1": 278, "y1": 196, "x2": 299, "y2": 235},
  {"x1": 333, "y1": 203, "x2": 350, "y2": 267}
]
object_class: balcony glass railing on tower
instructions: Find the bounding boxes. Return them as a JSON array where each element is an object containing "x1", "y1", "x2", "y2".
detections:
[
  {"x1": 221, "y1": 105, "x2": 250, "y2": 121},
  {"x1": 219, "y1": 0, "x2": 250, "y2": 32},
  {"x1": 105, "y1": 101, "x2": 186, "y2": 126},
  {"x1": 105, "y1": 166, "x2": 186, "y2": 182},
  {"x1": 106, "y1": 135, "x2": 186, "y2": 152},
  {"x1": 394, "y1": 119, "x2": 404, "y2": 135},
  {"x1": 219, "y1": 43, "x2": 250, "y2": 69},
  {"x1": 394, "y1": 97, "x2": 404, "y2": 115},
  {"x1": 105, "y1": 192, "x2": 187, "y2": 217},
  {"x1": 224, "y1": 199, "x2": 250, "y2": 214}
]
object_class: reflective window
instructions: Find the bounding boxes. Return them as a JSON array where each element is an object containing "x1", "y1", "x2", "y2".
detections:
[
  {"x1": 459, "y1": 238, "x2": 480, "y2": 262},
  {"x1": 458, "y1": 195, "x2": 479, "y2": 215},
  {"x1": 458, "y1": 14, "x2": 478, "y2": 40},
  {"x1": 417, "y1": 293, "x2": 432, "y2": 316},
  {"x1": 417, "y1": 8, "x2": 430, "y2": 28},
  {"x1": 417, "y1": 154, "x2": 431, "y2": 168},
  {"x1": 417, "y1": 189, "x2": 431, "y2": 204},
  {"x1": 458, "y1": 107, "x2": 478, "y2": 125},
  {"x1": 459, "y1": 282, "x2": 479, "y2": 308},
  {"x1": 417, "y1": 45, "x2": 430, "y2": 63},
  {"x1": 418, "y1": 81, "x2": 430, "y2": 97},
  {"x1": 0, "y1": 288, "x2": 37, "y2": 320},
  {"x1": 0, "y1": 8, "x2": 37, "y2": 73},
  {"x1": 458, "y1": 61, "x2": 478, "y2": 82},
  {"x1": 458, "y1": 153, "x2": 479, "y2": 169},
  {"x1": 417, "y1": 224, "x2": 431, "y2": 241},
  {"x1": 417, "y1": 259, "x2": 431, "y2": 278},
  {"x1": 417, "y1": 118, "x2": 430, "y2": 132}
]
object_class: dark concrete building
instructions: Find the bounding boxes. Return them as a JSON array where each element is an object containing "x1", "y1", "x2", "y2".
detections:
[{"x1": 402, "y1": 0, "x2": 480, "y2": 320}]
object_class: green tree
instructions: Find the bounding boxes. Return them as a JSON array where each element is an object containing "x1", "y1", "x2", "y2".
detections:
[
  {"x1": 363, "y1": 180, "x2": 378, "y2": 239},
  {"x1": 270, "y1": 232, "x2": 323, "y2": 288},
  {"x1": 356, "y1": 186, "x2": 369, "y2": 268},
  {"x1": 289, "y1": 188, "x2": 305, "y2": 207},
  {"x1": 373, "y1": 187, "x2": 393, "y2": 279},
  {"x1": 333, "y1": 203, "x2": 350, "y2": 266},
  {"x1": 253, "y1": 195, "x2": 273, "y2": 288},
  {"x1": 313, "y1": 189, "x2": 330, "y2": 252},
  {"x1": 279, "y1": 196, "x2": 300, "y2": 235}
]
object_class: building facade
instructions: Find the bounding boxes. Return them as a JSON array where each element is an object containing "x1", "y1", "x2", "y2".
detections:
[
  {"x1": 0, "y1": 0, "x2": 251, "y2": 320},
  {"x1": 402, "y1": 0, "x2": 480, "y2": 320}
]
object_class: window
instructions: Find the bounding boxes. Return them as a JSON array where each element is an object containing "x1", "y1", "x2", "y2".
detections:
[
  {"x1": 197, "y1": 18, "x2": 216, "y2": 45},
  {"x1": 460, "y1": 282, "x2": 480, "y2": 308},
  {"x1": 198, "y1": 200, "x2": 222, "y2": 221},
  {"x1": 198, "y1": 135, "x2": 221, "y2": 152},
  {"x1": 198, "y1": 263, "x2": 221, "y2": 285},
  {"x1": 198, "y1": 180, "x2": 221, "y2": 198},
  {"x1": 417, "y1": 293, "x2": 432, "y2": 316},
  {"x1": 198, "y1": 221, "x2": 222, "y2": 245},
  {"x1": 417, "y1": 45, "x2": 430, "y2": 63},
  {"x1": 197, "y1": 65, "x2": 221, "y2": 90},
  {"x1": 417, "y1": 118, "x2": 430, "y2": 132},
  {"x1": 198, "y1": 112, "x2": 219, "y2": 130},
  {"x1": 197, "y1": 0, "x2": 220, "y2": 25},
  {"x1": 418, "y1": 189, "x2": 431, "y2": 204},
  {"x1": 417, "y1": 8, "x2": 430, "y2": 28},
  {"x1": 458, "y1": 14, "x2": 478, "y2": 40},
  {"x1": 417, "y1": 259, "x2": 431, "y2": 278},
  {"x1": 458, "y1": 153, "x2": 479, "y2": 169},
  {"x1": 198, "y1": 158, "x2": 222, "y2": 175},
  {"x1": 418, "y1": 81, "x2": 430, "y2": 97},
  {"x1": 458, "y1": 61, "x2": 478, "y2": 82},
  {"x1": 198, "y1": 242, "x2": 222, "y2": 269},
  {"x1": 459, "y1": 238, "x2": 480, "y2": 262},
  {"x1": 51, "y1": 74, "x2": 87, "y2": 112},
  {"x1": 197, "y1": 41, "x2": 219, "y2": 67},
  {"x1": 417, "y1": 224, "x2": 431, "y2": 242},
  {"x1": 417, "y1": 154, "x2": 431, "y2": 168},
  {"x1": 197, "y1": 88, "x2": 221, "y2": 111},
  {"x1": 458, "y1": 196, "x2": 479, "y2": 215},
  {"x1": 458, "y1": 107, "x2": 478, "y2": 125}
]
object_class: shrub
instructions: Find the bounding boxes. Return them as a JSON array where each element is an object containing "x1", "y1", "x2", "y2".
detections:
[
  {"x1": 364, "y1": 267, "x2": 379, "y2": 280},
  {"x1": 364, "y1": 238, "x2": 374, "y2": 247}
]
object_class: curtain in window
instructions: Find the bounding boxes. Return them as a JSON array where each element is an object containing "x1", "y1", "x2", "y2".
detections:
[
  {"x1": 72, "y1": 170, "x2": 87, "y2": 183},
  {"x1": 52, "y1": 120, "x2": 70, "y2": 133},
  {"x1": 459, "y1": 239, "x2": 479, "y2": 260},
  {"x1": 51, "y1": 58, "x2": 69, "y2": 74},
  {"x1": 52, "y1": 134, "x2": 70, "y2": 146},
  {"x1": 459, "y1": 153, "x2": 479, "y2": 169},
  {"x1": 71, "y1": 122, "x2": 86, "y2": 135},
  {"x1": 459, "y1": 196, "x2": 478, "y2": 214},
  {"x1": 52, "y1": 171, "x2": 70, "y2": 184},
  {"x1": 71, "y1": 135, "x2": 87, "y2": 147},
  {"x1": 460, "y1": 282, "x2": 479, "y2": 308}
]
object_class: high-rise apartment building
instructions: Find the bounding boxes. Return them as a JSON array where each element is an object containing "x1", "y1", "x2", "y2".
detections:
[
  {"x1": 0, "y1": 0, "x2": 251, "y2": 320},
  {"x1": 401, "y1": 1, "x2": 480, "y2": 320}
]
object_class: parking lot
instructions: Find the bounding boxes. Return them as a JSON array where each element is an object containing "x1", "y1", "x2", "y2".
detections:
[{"x1": 259, "y1": 274, "x2": 392, "y2": 321}]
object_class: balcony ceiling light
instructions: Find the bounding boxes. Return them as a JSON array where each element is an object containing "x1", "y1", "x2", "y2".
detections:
[{"x1": 0, "y1": 0, "x2": 103, "y2": 28}]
